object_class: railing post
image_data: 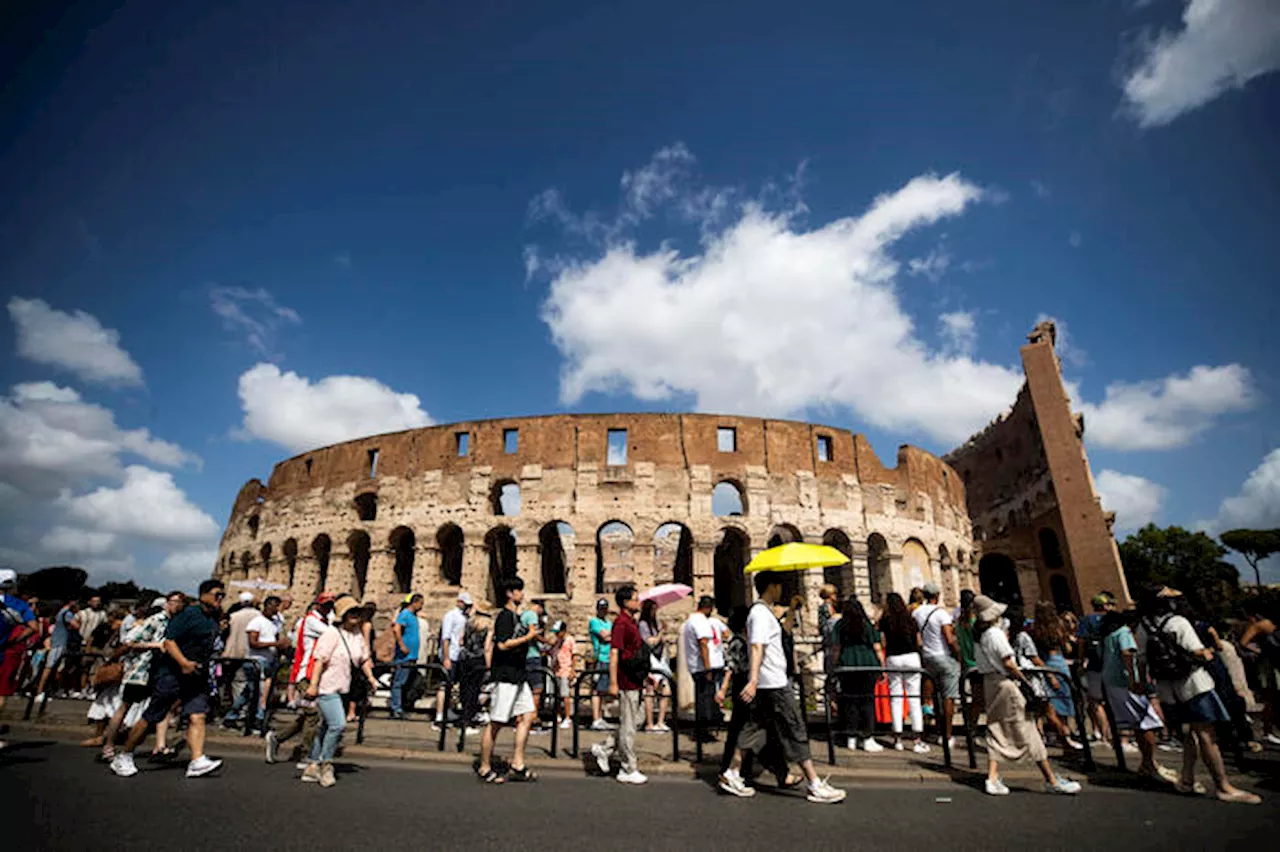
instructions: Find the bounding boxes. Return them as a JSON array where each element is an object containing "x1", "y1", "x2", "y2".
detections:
[
  {"x1": 824, "y1": 672, "x2": 836, "y2": 766},
  {"x1": 546, "y1": 666, "x2": 559, "y2": 759},
  {"x1": 960, "y1": 668, "x2": 978, "y2": 769},
  {"x1": 1072, "y1": 667, "x2": 1097, "y2": 772}
]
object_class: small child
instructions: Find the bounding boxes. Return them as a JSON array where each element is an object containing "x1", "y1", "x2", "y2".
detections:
[{"x1": 550, "y1": 621, "x2": 576, "y2": 728}]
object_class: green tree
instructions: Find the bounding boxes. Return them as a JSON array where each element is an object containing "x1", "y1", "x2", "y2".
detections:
[
  {"x1": 1219, "y1": 529, "x2": 1280, "y2": 588},
  {"x1": 20, "y1": 566, "x2": 90, "y2": 602},
  {"x1": 1118, "y1": 524, "x2": 1240, "y2": 620}
]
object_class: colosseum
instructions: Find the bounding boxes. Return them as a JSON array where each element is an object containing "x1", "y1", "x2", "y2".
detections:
[{"x1": 214, "y1": 321, "x2": 1128, "y2": 641}]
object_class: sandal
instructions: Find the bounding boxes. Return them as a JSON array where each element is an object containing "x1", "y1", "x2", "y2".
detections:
[
  {"x1": 1175, "y1": 780, "x2": 1207, "y2": 795},
  {"x1": 507, "y1": 766, "x2": 538, "y2": 782},
  {"x1": 477, "y1": 768, "x2": 506, "y2": 784}
]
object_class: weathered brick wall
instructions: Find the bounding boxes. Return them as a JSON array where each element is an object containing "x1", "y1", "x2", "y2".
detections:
[{"x1": 214, "y1": 414, "x2": 974, "y2": 638}]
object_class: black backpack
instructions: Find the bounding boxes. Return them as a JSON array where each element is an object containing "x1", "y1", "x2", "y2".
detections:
[{"x1": 1142, "y1": 615, "x2": 1199, "y2": 681}]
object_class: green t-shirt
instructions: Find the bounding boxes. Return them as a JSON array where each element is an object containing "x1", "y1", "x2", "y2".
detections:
[
  {"x1": 520, "y1": 609, "x2": 541, "y2": 661},
  {"x1": 837, "y1": 621, "x2": 882, "y2": 669},
  {"x1": 955, "y1": 618, "x2": 977, "y2": 670},
  {"x1": 588, "y1": 616, "x2": 612, "y2": 668},
  {"x1": 1102, "y1": 625, "x2": 1137, "y2": 689}
]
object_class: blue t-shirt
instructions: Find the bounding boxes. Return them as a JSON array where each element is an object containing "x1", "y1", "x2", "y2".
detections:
[
  {"x1": 0, "y1": 594, "x2": 35, "y2": 650},
  {"x1": 520, "y1": 610, "x2": 541, "y2": 661},
  {"x1": 395, "y1": 609, "x2": 420, "y2": 662},
  {"x1": 1101, "y1": 625, "x2": 1137, "y2": 690},
  {"x1": 51, "y1": 607, "x2": 78, "y2": 650},
  {"x1": 1077, "y1": 613, "x2": 1106, "y2": 672},
  {"x1": 588, "y1": 616, "x2": 612, "y2": 669}
]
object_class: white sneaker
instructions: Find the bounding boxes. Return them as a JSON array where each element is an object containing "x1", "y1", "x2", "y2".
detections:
[
  {"x1": 806, "y1": 779, "x2": 846, "y2": 804},
  {"x1": 590, "y1": 719, "x2": 610, "y2": 732},
  {"x1": 1046, "y1": 777, "x2": 1082, "y2": 795},
  {"x1": 1264, "y1": 733, "x2": 1280, "y2": 746},
  {"x1": 893, "y1": 740, "x2": 905, "y2": 751},
  {"x1": 264, "y1": 730, "x2": 279, "y2": 764},
  {"x1": 591, "y1": 743, "x2": 611, "y2": 775},
  {"x1": 617, "y1": 770, "x2": 648, "y2": 785},
  {"x1": 295, "y1": 760, "x2": 310, "y2": 770},
  {"x1": 186, "y1": 755, "x2": 223, "y2": 778},
  {"x1": 559, "y1": 718, "x2": 573, "y2": 729},
  {"x1": 861, "y1": 738, "x2": 885, "y2": 753},
  {"x1": 1064, "y1": 737, "x2": 1083, "y2": 750},
  {"x1": 912, "y1": 741, "x2": 932, "y2": 754},
  {"x1": 110, "y1": 753, "x2": 138, "y2": 778},
  {"x1": 653, "y1": 723, "x2": 671, "y2": 733},
  {"x1": 718, "y1": 772, "x2": 756, "y2": 798},
  {"x1": 846, "y1": 737, "x2": 858, "y2": 750},
  {"x1": 1122, "y1": 742, "x2": 1140, "y2": 754},
  {"x1": 34, "y1": 693, "x2": 46, "y2": 704},
  {"x1": 985, "y1": 777, "x2": 1010, "y2": 796},
  {"x1": 301, "y1": 762, "x2": 321, "y2": 783}
]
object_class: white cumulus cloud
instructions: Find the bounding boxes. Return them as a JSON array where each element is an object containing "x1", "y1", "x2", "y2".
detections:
[
  {"x1": 1076, "y1": 364, "x2": 1255, "y2": 451},
  {"x1": 60, "y1": 465, "x2": 219, "y2": 543},
  {"x1": 160, "y1": 548, "x2": 220, "y2": 586},
  {"x1": 534, "y1": 150, "x2": 1021, "y2": 446},
  {"x1": 938, "y1": 311, "x2": 977, "y2": 357},
  {"x1": 1120, "y1": 0, "x2": 1280, "y2": 127},
  {"x1": 1095, "y1": 470, "x2": 1166, "y2": 532},
  {"x1": 237, "y1": 363, "x2": 433, "y2": 453},
  {"x1": 7, "y1": 297, "x2": 144, "y2": 386},
  {"x1": 1200, "y1": 448, "x2": 1280, "y2": 533},
  {"x1": 39, "y1": 525, "x2": 118, "y2": 556}
]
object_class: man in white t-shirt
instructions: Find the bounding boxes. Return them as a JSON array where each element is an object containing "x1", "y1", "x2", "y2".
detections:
[
  {"x1": 435, "y1": 591, "x2": 473, "y2": 727},
  {"x1": 242, "y1": 596, "x2": 287, "y2": 729},
  {"x1": 717, "y1": 571, "x2": 846, "y2": 805},
  {"x1": 682, "y1": 596, "x2": 726, "y2": 741},
  {"x1": 913, "y1": 583, "x2": 960, "y2": 749}
]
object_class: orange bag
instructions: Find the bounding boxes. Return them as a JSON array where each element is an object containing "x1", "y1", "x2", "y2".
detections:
[{"x1": 873, "y1": 674, "x2": 907, "y2": 724}]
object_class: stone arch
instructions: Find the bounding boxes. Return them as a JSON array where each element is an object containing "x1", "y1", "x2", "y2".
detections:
[
  {"x1": 713, "y1": 480, "x2": 747, "y2": 517},
  {"x1": 714, "y1": 527, "x2": 750, "y2": 617},
  {"x1": 901, "y1": 538, "x2": 930, "y2": 591},
  {"x1": 978, "y1": 552, "x2": 1022, "y2": 608},
  {"x1": 389, "y1": 526, "x2": 416, "y2": 595},
  {"x1": 821, "y1": 528, "x2": 853, "y2": 598},
  {"x1": 259, "y1": 542, "x2": 273, "y2": 579},
  {"x1": 654, "y1": 522, "x2": 694, "y2": 587},
  {"x1": 866, "y1": 533, "x2": 890, "y2": 604},
  {"x1": 348, "y1": 530, "x2": 371, "y2": 600},
  {"x1": 539, "y1": 521, "x2": 573, "y2": 595},
  {"x1": 312, "y1": 534, "x2": 332, "y2": 595},
  {"x1": 485, "y1": 525, "x2": 518, "y2": 605},
  {"x1": 283, "y1": 538, "x2": 298, "y2": 588},
  {"x1": 247, "y1": 514, "x2": 260, "y2": 539},
  {"x1": 437, "y1": 524, "x2": 464, "y2": 587},
  {"x1": 767, "y1": 524, "x2": 805, "y2": 603},
  {"x1": 595, "y1": 521, "x2": 635, "y2": 594},
  {"x1": 1038, "y1": 528, "x2": 1064, "y2": 570},
  {"x1": 491, "y1": 480, "x2": 521, "y2": 516},
  {"x1": 239, "y1": 550, "x2": 252, "y2": 581},
  {"x1": 1049, "y1": 573, "x2": 1073, "y2": 613},
  {"x1": 354, "y1": 492, "x2": 377, "y2": 522}
]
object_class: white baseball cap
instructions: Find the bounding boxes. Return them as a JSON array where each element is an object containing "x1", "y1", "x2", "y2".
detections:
[
  {"x1": 0, "y1": 568, "x2": 16, "y2": 587},
  {"x1": 238, "y1": 591, "x2": 255, "y2": 603},
  {"x1": 457, "y1": 591, "x2": 474, "y2": 606}
]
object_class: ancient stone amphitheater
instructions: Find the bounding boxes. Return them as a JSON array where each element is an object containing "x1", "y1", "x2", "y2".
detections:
[{"x1": 214, "y1": 413, "x2": 976, "y2": 633}]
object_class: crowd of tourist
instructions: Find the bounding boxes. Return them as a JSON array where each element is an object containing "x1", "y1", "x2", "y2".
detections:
[{"x1": 1, "y1": 563, "x2": 1274, "y2": 806}]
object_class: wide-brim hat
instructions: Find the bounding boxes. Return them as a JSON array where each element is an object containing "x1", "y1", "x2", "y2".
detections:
[
  {"x1": 334, "y1": 597, "x2": 362, "y2": 619},
  {"x1": 974, "y1": 594, "x2": 1007, "y2": 623}
]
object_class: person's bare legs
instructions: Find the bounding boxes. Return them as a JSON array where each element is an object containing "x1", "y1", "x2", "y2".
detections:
[
  {"x1": 644, "y1": 689, "x2": 655, "y2": 729},
  {"x1": 511, "y1": 710, "x2": 534, "y2": 770},
  {"x1": 987, "y1": 757, "x2": 1000, "y2": 783},
  {"x1": 1090, "y1": 701, "x2": 1111, "y2": 743},
  {"x1": 478, "y1": 721, "x2": 500, "y2": 776},
  {"x1": 120, "y1": 717, "x2": 152, "y2": 755},
  {"x1": 155, "y1": 711, "x2": 174, "y2": 751},
  {"x1": 102, "y1": 703, "x2": 130, "y2": 752},
  {"x1": 1192, "y1": 722, "x2": 1253, "y2": 798},
  {"x1": 591, "y1": 694, "x2": 602, "y2": 725},
  {"x1": 658, "y1": 690, "x2": 669, "y2": 728},
  {"x1": 187, "y1": 713, "x2": 207, "y2": 760},
  {"x1": 1137, "y1": 729, "x2": 1162, "y2": 773},
  {"x1": 1179, "y1": 726, "x2": 1199, "y2": 786},
  {"x1": 941, "y1": 697, "x2": 955, "y2": 743}
]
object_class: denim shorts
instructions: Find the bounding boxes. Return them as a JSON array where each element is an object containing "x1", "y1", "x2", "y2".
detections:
[
  {"x1": 923, "y1": 653, "x2": 960, "y2": 699},
  {"x1": 143, "y1": 670, "x2": 210, "y2": 723}
]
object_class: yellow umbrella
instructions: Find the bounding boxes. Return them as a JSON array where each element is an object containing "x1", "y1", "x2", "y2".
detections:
[{"x1": 744, "y1": 542, "x2": 850, "y2": 574}]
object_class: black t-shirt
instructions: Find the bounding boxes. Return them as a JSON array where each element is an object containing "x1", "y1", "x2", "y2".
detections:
[
  {"x1": 490, "y1": 609, "x2": 524, "y2": 684},
  {"x1": 879, "y1": 616, "x2": 919, "y2": 658},
  {"x1": 157, "y1": 603, "x2": 220, "y2": 676}
]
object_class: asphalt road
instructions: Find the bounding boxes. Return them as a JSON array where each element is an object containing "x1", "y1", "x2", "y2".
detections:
[{"x1": 3, "y1": 742, "x2": 1276, "y2": 850}]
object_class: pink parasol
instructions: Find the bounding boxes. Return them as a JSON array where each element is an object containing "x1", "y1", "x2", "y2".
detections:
[{"x1": 639, "y1": 583, "x2": 693, "y2": 608}]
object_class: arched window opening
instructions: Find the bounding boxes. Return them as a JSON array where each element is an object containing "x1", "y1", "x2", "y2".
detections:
[
  {"x1": 867, "y1": 533, "x2": 890, "y2": 604},
  {"x1": 1049, "y1": 574, "x2": 1073, "y2": 613},
  {"x1": 978, "y1": 553, "x2": 1022, "y2": 608},
  {"x1": 491, "y1": 480, "x2": 521, "y2": 516},
  {"x1": 247, "y1": 515, "x2": 260, "y2": 539},
  {"x1": 821, "y1": 529, "x2": 853, "y2": 599},
  {"x1": 539, "y1": 522, "x2": 573, "y2": 595},
  {"x1": 714, "y1": 528, "x2": 749, "y2": 617},
  {"x1": 767, "y1": 525, "x2": 805, "y2": 605},
  {"x1": 485, "y1": 526, "x2": 518, "y2": 605},
  {"x1": 283, "y1": 538, "x2": 298, "y2": 588},
  {"x1": 354, "y1": 492, "x2": 377, "y2": 522},
  {"x1": 259, "y1": 542, "x2": 273, "y2": 579},
  {"x1": 595, "y1": 521, "x2": 635, "y2": 595},
  {"x1": 239, "y1": 550, "x2": 252, "y2": 581},
  {"x1": 390, "y1": 526, "x2": 416, "y2": 595},
  {"x1": 654, "y1": 523, "x2": 694, "y2": 587},
  {"x1": 901, "y1": 538, "x2": 930, "y2": 591},
  {"x1": 348, "y1": 531, "x2": 371, "y2": 601},
  {"x1": 712, "y1": 481, "x2": 746, "y2": 517},
  {"x1": 312, "y1": 534, "x2": 331, "y2": 596},
  {"x1": 437, "y1": 524, "x2": 464, "y2": 587},
  {"x1": 1038, "y1": 528, "x2": 1065, "y2": 570}
]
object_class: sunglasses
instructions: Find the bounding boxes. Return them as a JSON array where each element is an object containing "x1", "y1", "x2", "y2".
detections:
[{"x1": 213, "y1": 591, "x2": 226, "y2": 599}]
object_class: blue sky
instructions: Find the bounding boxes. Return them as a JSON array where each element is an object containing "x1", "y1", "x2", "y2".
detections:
[{"x1": 1, "y1": 0, "x2": 1278, "y2": 589}]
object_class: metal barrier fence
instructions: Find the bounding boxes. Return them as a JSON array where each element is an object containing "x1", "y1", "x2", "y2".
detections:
[
  {"x1": 570, "y1": 666, "x2": 680, "y2": 762},
  {"x1": 959, "y1": 664, "x2": 1096, "y2": 772},
  {"x1": 823, "y1": 665, "x2": 953, "y2": 768},
  {"x1": 450, "y1": 663, "x2": 561, "y2": 758},
  {"x1": 691, "y1": 672, "x2": 808, "y2": 764},
  {"x1": 354, "y1": 661, "x2": 447, "y2": 748}
]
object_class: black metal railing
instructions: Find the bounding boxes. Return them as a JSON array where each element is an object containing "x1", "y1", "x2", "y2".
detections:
[
  {"x1": 570, "y1": 666, "x2": 679, "y2": 762},
  {"x1": 823, "y1": 665, "x2": 953, "y2": 768}
]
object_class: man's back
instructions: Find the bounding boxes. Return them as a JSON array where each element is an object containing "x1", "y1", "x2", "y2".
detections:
[
  {"x1": 225, "y1": 607, "x2": 260, "y2": 659},
  {"x1": 913, "y1": 603, "x2": 951, "y2": 657}
]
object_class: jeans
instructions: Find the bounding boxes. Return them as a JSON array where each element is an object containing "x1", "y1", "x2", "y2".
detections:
[
  {"x1": 601, "y1": 690, "x2": 641, "y2": 774},
  {"x1": 390, "y1": 662, "x2": 415, "y2": 714},
  {"x1": 459, "y1": 657, "x2": 486, "y2": 726},
  {"x1": 309, "y1": 693, "x2": 346, "y2": 763},
  {"x1": 694, "y1": 669, "x2": 722, "y2": 735}
]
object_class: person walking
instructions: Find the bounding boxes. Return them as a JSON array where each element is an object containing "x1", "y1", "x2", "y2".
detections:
[
  {"x1": 1238, "y1": 600, "x2": 1278, "y2": 745},
  {"x1": 682, "y1": 595, "x2": 725, "y2": 743},
  {"x1": 300, "y1": 597, "x2": 379, "y2": 788},
  {"x1": 435, "y1": 591, "x2": 473, "y2": 730},
  {"x1": 913, "y1": 583, "x2": 960, "y2": 750},
  {"x1": 243, "y1": 596, "x2": 288, "y2": 731},
  {"x1": 111, "y1": 579, "x2": 227, "y2": 780},
  {"x1": 100, "y1": 594, "x2": 184, "y2": 761},
  {"x1": 520, "y1": 598, "x2": 548, "y2": 730},
  {"x1": 549, "y1": 620, "x2": 576, "y2": 729},
  {"x1": 0, "y1": 570, "x2": 37, "y2": 752},
  {"x1": 457, "y1": 607, "x2": 492, "y2": 731},
  {"x1": 221, "y1": 594, "x2": 261, "y2": 730},
  {"x1": 267, "y1": 594, "x2": 335, "y2": 766},
  {"x1": 1031, "y1": 601, "x2": 1080, "y2": 750},
  {"x1": 1008, "y1": 608, "x2": 1078, "y2": 750},
  {"x1": 718, "y1": 570, "x2": 846, "y2": 804},
  {"x1": 588, "y1": 599, "x2": 613, "y2": 731},
  {"x1": 639, "y1": 599, "x2": 671, "y2": 733},
  {"x1": 35, "y1": 599, "x2": 79, "y2": 702},
  {"x1": 1077, "y1": 592, "x2": 1116, "y2": 745},
  {"x1": 972, "y1": 594, "x2": 1081, "y2": 796},
  {"x1": 1098, "y1": 609, "x2": 1179, "y2": 785},
  {"x1": 389, "y1": 594, "x2": 423, "y2": 720},
  {"x1": 591, "y1": 585, "x2": 648, "y2": 784},
  {"x1": 477, "y1": 577, "x2": 541, "y2": 784},
  {"x1": 837, "y1": 597, "x2": 883, "y2": 752},
  {"x1": 878, "y1": 592, "x2": 928, "y2": 753},
  {"x1": 1136, "y1": 586, "x2": 1260, "y2": 804}
]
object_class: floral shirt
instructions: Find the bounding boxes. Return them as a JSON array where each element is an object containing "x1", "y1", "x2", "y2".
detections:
[
  {"x1": 122, "y1": 611, "x2": 169, "y2": 686},
  {"x1": 724, "y1": 633, "x2": 749, "y2": 677}
]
